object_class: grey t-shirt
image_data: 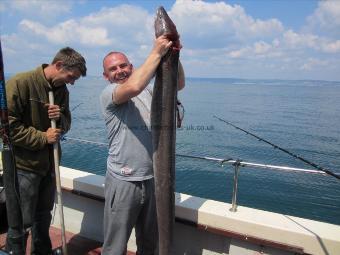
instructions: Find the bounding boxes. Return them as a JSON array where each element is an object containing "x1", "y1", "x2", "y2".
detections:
[{"x1": 100, "y1": 84, "x2": 153, "y2": 181}]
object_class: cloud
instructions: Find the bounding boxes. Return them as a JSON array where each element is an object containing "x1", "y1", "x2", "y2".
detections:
[
  {"x1": 229, "y1": 47, "x2": 250, "y2": 58},
  {"x1": 283, "y1": 30, "x2": 340, "y2": 53},
  {"x1": 2, "y1": 3, "x2": 156, "y2": 75},
  {"x1": 9, "y1": 0, "x2": 72, "y2": 19},
  {"x1": 1, "y1": 34, "x2": 21, "y2": 54},
  {"x1": 15, "y1": 4, "x2": 154, "y2": 50},
  {"x1": 321, "y1": 40, "x2": 340, "y2": 53},
  {"x1": 2, "y1": 33, "x2": 52, "y2": 56},
  {"x1": 170, "y1": 0, "x2": 284, "y2": 49},
  {"x1": 228, "y1": 40, "x2": 283, "y2": 59},
  {"x1": 1, "y1": 33, "x2": 55, "y2": 73},
  {"x1": 20, "y1": 19, "x2": 111, "y2": 46},
  {"x1": 254, "y1": 41, "x2": 272, "y2": 54},
  {"x1": 81, "y1": 4, "x2": 154, "y2": 47},
  {"x1": 305, "y1": 0, "x2": 340, "y2": 38},
  {"x1": 1, "y1": 0, "x2": 340, "y2": 80},
  {"x1": 300, "y1": 58, "x2": 329, "y2": 71},
  {"x1": 0, "y1": 2, "x2": 5, "y2": 12},
  {"x1": 283, "y1": 30, "x2": 319, "y2": 49}
]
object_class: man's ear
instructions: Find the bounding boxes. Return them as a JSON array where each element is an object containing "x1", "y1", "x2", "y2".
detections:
[
  {"x1": 103, "y1": 72, "x2": 109, "y2": 81},
  {"x1": 55, "y1": 61, "x2": 63, "y2": 71}
]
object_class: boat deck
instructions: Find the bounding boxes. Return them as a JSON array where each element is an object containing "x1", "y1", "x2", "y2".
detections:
[{"x1": 0, "y1": 227, "x2": 134, "y2": 255}]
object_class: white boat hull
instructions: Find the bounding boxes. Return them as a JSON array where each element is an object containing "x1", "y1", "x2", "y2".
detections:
[{"x1": 52, "y1": 166, "x2": 340, "y2": 255}]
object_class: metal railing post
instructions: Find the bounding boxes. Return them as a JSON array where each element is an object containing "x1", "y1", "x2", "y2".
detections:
[{"x1": 230, "y1": 161, "x2": 241, "y2": 212}]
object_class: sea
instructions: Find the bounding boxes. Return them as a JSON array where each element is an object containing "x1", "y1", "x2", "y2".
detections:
[{"x1": 60, "y1": 77, "x2": 340, "y2": 225}]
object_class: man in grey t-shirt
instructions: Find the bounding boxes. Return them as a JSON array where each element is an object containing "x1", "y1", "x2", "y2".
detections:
[{"x1": 100, "y1": 35, "x2": 185, "y2": 255}]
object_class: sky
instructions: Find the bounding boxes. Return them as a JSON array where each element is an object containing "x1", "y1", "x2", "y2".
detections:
[{"x1": 1, "y1": 0, "x2": 340, "y2": 81}]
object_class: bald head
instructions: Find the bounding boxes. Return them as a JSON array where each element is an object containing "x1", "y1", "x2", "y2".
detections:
[
  {"x1": 102, "y1": 51, "x2": 133, "y2": 84},
  {"x1": 103, "y1": 52, "x2": 128, "y2": 69}
]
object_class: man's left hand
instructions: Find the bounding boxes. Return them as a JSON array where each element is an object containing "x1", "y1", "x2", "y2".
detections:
[{"x1": 46, "y1": 104, "x2": 61, "y2": 120}]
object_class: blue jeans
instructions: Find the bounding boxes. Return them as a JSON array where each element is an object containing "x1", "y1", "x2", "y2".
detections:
[{"x1": 6, "y1": 169, "x2": 56, "y2": 255}]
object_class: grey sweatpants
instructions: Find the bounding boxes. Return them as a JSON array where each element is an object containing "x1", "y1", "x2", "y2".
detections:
[{"x1": 102, "y1": 173, "x2": 158, "y2": 255}]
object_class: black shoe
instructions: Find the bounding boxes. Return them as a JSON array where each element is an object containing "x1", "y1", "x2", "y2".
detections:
[
  {"x1": 5, "y1": 236, "x2": 25, "y2": 255},
  {"x1": 51, "y1": 247, "x2": 63, "y2": 255}
]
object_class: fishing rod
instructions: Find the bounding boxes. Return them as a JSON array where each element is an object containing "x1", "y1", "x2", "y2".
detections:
[
  {"x1": 0, "y1": 40, "x2": 24, "y2": 254},
  {"x1": 214, "y1": 115, "x2": 340, "y2": 180}
]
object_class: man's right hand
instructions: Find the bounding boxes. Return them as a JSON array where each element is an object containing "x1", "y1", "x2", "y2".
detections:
[
  {"x1": 152, "y1": 35, "x2": 173, "y2": 58},
  {"x1": 45, "y1": 128, "x2": 61, "y2": 144}
]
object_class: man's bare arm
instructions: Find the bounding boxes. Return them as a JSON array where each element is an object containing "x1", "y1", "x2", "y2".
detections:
[{"x1": 113, "y1": 35, "x2": 172, "y2": 104}]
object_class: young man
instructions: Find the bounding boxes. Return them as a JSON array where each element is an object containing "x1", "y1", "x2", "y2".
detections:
[
  {"x1": 5, "y1": 47, "x2": 87, "y2": 255},
  {"x1": 100, "y1": 35, "x2": 184, "y2": 255}
]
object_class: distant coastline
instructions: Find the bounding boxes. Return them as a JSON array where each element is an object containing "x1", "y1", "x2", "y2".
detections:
[{"x1": 5, "y1": 73, "x2": 340, "y2": 85}]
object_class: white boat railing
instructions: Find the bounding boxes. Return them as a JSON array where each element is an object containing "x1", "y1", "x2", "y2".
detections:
[
  {"x1": 176, "y1": 154, "x2": 328, "y2": 212},
  {"x1": 63, "y1": 137, "x2": 336, "y2": 212}
]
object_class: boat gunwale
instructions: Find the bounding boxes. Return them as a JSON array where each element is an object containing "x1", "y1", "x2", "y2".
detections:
[{"x1": 60, "y1": 185, "x2": 308, "y2": 254}]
